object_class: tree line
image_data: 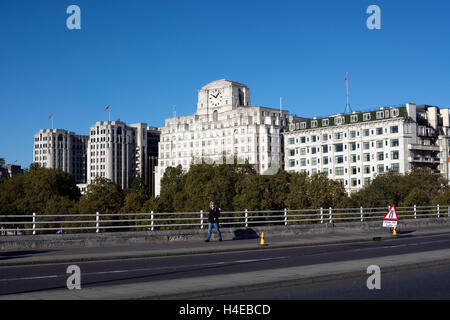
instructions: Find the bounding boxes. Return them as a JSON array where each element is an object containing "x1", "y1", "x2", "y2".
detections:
[{"x1": 0, "y1": 163, "x2": 449, "y2": 219}]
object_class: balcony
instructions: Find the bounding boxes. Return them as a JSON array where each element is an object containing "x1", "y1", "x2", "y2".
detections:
[{"x1": 407, "y1": 144, "x2": 440, "y2": 152}]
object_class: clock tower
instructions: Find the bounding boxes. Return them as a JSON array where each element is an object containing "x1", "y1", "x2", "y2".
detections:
[{"x1": 196, "y1": 79, "x2": 250, "y2": 116}]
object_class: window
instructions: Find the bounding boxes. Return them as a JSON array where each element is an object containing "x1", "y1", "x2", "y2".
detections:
[
  {"x1": 390, "y1": 126, "x2": 399, "y2": 133},
  {"x1": 350, "y1": 142, "x2": 357, "y2": 151},
  {"x1": 364, "y1": 177, "x2": 371, "y2": 186},
  {"x1": 311, "y1": 147, "x2": 317, "y2": 154},
  {"x1": 391, "y1": 139, "x2": 399, "y2": 147},
  {"x1": 391, "y1": 151, "x2": 399, "y2": 160},
  {"x1": 335, "y1": 117, "x2": 345, "y2": 125},
  {"x1": 376, "y1": 111, "x2": 385, "y2": 119},
  {"x1": 351, "y1": 154, "x2": 357, "y2": 163},
  {"x1": 392, "y1": 163, "x2": 400, "y2": 172},
  {"x1": 363, "y1": 153, "x2": 370, "y2": 162},
  {"x1": 377, "y1": 152, "x2": 384, "y2": 161},
  {"x1": 351, "y1": 166, "x2": 357, "y2": 175},
  {"x1": 363, "y1": 129, "x2": 370, "y2": 137},
  {"x1": 300, "y1": 122, "x2": 307, "y2": 129},
  {"x1": 363, "y1": 113, "x2": 371, "y2": 121},
  {"x1": 289, "y1": 160, "x2": 295, "y2": 167},
  {"x1": 391, "y1": 109, "x2": 400, "y2": 117},
  {"x1": 322, "y1": 134, "x2": 328, "y2": 141},
  {"x1": 335, "y1": 167, "x2": 344, "y2": 176},
  {"x1": 335, "y1": 155, "x2": 344, "y2": 164},
  {"x1": 335, "y1": 144, "x2": 344, "y2": 152},
  {"x1": 311, "y1": 158, "x2": 317, "y2": 166},
  {"x1": 335, "y1": 132, "x2": 343, "y2": 140},
  {"x1": 363, "y1": 142, "x2": 370, "y2": 150},
  {"x1": 289, "y1": 149, "x2": 295, "y2": 156},
  {"x1": 300, "y1": 158, "x2": 306, "y2": 166},
  {"x1": 322, "y1": 119, "x2": 329, "y2": 126},
  {"x1": 350, "y1": 115, "x2": 358, "y2": 123},
  {"x1": 322, "y1": 145, "x2": 328, "y2": 153},
  {"x1": 311, "y1": 120, "x2": 318, "y2": 128},
  {"x1": 350, "y1": 131, "x2": 357, "y2": 138},
  {"x1": 375, "y1": 140, "x2": 383, "y2": 148},
  {"x1": 323, "y1": 157, "x2": 329, "y2": 165},
  {"x1": 378, "y1": 164, "x2": 384, "y2": 173},
  {"x1": 300, "y1": 137, "x2": 306, "y2": 143},
  {"x1": 376, "y1": 127, "x2": 383, "y2": 135},
  {"x1": 364, "y1": 165, "x2": 371, "y2": 174}
]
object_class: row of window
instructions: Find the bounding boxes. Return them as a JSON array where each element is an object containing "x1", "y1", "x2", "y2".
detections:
[
  {"x1": 289, "y1": 151, "x2": 400, "y2": 167},
  {"x1": 288, "y1": 126, "x2": 399, "y2": 145},
  {"x1": 291, "y1": 109, "x2": 401, "y2": 130},
  {"x1": 291, "y1": 163, "x2": 400, "y2": 178},
  {"x1": 288, "y1": 139, "x2": 400, "y2": 157}
]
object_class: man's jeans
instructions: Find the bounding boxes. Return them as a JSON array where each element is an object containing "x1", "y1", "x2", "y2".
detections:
[{"x1": 206, "y1": 222, "x2": 222, "y2": 240}]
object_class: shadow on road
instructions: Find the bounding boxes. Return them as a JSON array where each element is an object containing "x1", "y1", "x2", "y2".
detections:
[
  {"x1": 0, "y1": 250, "x2": 54, "y2": 261},
  {"x1": 233, "y1": 228, "x2": 259, "y2": 240}
]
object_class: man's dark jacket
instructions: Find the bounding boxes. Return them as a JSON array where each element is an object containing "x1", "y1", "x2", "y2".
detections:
[{"x1": 208, "y1": 207, "x2": 221, "y2": 223}]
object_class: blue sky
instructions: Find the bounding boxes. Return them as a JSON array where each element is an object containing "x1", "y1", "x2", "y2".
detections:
[{"x1": 1, "y1": 0, "x2": 450, "y2": 167}]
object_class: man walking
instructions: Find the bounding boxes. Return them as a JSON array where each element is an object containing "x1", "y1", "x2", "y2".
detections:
[{"x1": 205, "y1": 201, "x2": 222, "y2": 242}]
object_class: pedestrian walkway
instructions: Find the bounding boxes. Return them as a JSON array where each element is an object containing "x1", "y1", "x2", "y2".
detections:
[{"x1": 1, "y1": 224, "x2": 449, "y2": 267}]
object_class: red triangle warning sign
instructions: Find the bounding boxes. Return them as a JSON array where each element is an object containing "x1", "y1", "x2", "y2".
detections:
[{"x1": 384, "y1": 205, "x2": 398, "y2": 221}]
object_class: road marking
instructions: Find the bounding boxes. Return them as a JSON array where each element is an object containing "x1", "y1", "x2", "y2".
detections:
[
  {"x1": 0, "y1": 275, "x2": 59, "y2": 282},
  {"x1": 0, "y1": 257, "x2": 287, "y2": 282}
]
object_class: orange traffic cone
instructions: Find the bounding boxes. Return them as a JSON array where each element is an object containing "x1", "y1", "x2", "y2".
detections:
[{"x1": 260, "y1": 232, "x2": 266, "y2": 245}]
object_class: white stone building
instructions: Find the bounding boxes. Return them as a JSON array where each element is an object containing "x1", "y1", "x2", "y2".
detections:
[
  {"x1": 33, "y1": 129, "x2": 88, "y2": 184},
  {"x1": 87, "y1": 121, "x2": 160, "y2": 193},
  {"x1": 155, "y1": 79, "x2": 290, "y2": 196},
  {"x1": 284, "y1": 103, "x2": 450, "y2": 193}
]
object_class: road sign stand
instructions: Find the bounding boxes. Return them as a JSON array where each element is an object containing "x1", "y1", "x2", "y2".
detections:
[{"x1": 383, "y1": 205, "x2": 399, "y2": 232}]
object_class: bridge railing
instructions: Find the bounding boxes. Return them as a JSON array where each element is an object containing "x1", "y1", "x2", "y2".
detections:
[{"x1": 0, "y1": 205, "x2": 448, "y2": 235}]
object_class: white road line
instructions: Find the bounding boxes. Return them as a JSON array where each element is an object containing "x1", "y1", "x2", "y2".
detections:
[{"x1": 0, "y1": 257, "x2": 287, "y2": 282}]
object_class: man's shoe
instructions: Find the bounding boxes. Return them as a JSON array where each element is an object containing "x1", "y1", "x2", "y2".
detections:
[
  {"x1": 205, "y1": 239, "x2": 210, "y2": 242},
  {"x1": 219, "y1": 238, "x2": 222, "y2": 241}
]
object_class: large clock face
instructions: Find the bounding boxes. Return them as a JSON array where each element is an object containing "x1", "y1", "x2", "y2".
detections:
[{"x1": 208, "y1": 89, "x2": 223, "y2": 107}]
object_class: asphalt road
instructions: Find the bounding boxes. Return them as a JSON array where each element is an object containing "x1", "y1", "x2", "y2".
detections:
[
  {"x1": 207, "y1": 262, "x2": 450, "y2": 300},
  {"x1": 2, "y1": 233, "x2": 450, "y2": 297}
]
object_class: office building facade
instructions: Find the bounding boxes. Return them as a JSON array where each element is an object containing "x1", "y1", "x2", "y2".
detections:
[
  {"x1": 284, "y1": 103, "x2": 450, "y2": 193},
  {"x1": 155, "y1": 79, "x2": 290, "y2": 196},
  {"x1": 33, "y1": 129, "x2": 88, "y2": 184}
]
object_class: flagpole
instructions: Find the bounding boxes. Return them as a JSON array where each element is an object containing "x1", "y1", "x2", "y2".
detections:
[
  {"x1": 344, "y1": 72, "x2": 352, "y2": 114},
  {"x1": 109, "y1": 107, "x2": 111, "y2": 122}
]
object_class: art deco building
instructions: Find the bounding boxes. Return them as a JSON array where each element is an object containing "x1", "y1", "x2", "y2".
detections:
[
  {"x1": 86, "y1": 121, "x2": 160, "y2": 194},
  {"x1": 155, "y1": 79, "x2": 290, "y2": 196},
  {"x1": 33, "y1": 129, "x2": 88, "y2": 184}
]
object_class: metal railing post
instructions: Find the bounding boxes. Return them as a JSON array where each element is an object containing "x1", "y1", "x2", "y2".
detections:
[
  {"x1": 329, "y1": 207, "x2": 332, "y2": 224},
  {"x1": 414, "y1": 205, "x2": 417, "y2": 219},
  {"x1": 360, "y1": 206, "x2": 363, "y2": 222},
  {"x1": 320, "y1": 207, "x2": 323, "y2": 224},
  {"x1": 200, "y1": 210, "x2": 204, "y2": 229},
  {"x1": 437, "y1": 204, "x2": 440, "y2": 218},
  {"x1": 245, "y1": 209, "x2": 248, "y2": 228},
  {"x1": 284, "y1": 208, "x2": 288, "y2": 226},
  {"x1": 32, "y1": 212, "x2": 36, "y2": 235},
  {"x1": 96, "y1": 212, "x2": 99, "y2": 233},
  {"x1": 151, "y1": 211, "x2": 154, "y2": 231}
]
